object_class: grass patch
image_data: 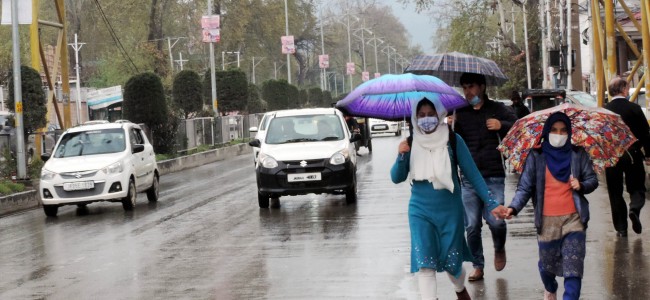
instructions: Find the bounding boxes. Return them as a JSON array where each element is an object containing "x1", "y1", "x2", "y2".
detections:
[{"x1": 0, "y1": 180, "x2": 25, "y2": 196}]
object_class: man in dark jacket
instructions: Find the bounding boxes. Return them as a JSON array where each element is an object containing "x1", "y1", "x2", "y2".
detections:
[
  {"x1": 454, "y1": 73, "x2": 518, "y2": 281},
  {"x1": 604, "y1": 77, "x2": 650, "y2": 237},
  {"x1": 511, "y1": 90, "x2": 530, "y2": 119}
]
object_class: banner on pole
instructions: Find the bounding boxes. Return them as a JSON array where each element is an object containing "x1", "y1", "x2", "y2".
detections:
[
  {"x1": 362, "y1": 72, "x2": 370, "y2": 82},
  {"x1": 374, "y1": 72, "x2": 381, "y2": 79},
  {"x1": 319, "y1": 55, "x2": 329, "y2": 69},
  {"x1": 281, "y1": 36, "x2": 296, "y2": 54},
  {"x1": 201, "y1": 15, "x2": 220, "y2": 43},
  {"x1": 346, "y1": 62, "x2": 355, "y2": 75}
]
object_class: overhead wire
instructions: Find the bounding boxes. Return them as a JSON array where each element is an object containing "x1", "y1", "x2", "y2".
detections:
[{"x1": 91, "y1": 0, "x2": 139, "y2": 74}]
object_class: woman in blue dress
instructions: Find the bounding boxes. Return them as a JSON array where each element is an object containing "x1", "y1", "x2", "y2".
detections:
[{"x1": 391, "y1": 97, "x2": 506, "y2": 300}]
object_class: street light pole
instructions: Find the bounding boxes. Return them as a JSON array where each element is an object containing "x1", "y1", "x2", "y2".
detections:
[
  {"x1": 207, "y1": 0, "x2": 218, "y2": 116},
  {"x1": 284, "y1": 0, "x2": 291, "y2": 84},
  {"x1": 69, "y1": 33, "x2": 85, "y2": 125},
  {"x1": 252, "y1": 57, "x2": 265, "y2": 84},
  {"x1": 10, "y1": 0, "x2": 26, "y2": 179},
  {"x1": 346, "y1": 9, "x2": 353, "y2": 92},
  {"x1": 523, "y1": 0, "x2": 532, "y2": 89},
  {"x1": 319, "y1": 4, "x2": 326, "y2": 90}
]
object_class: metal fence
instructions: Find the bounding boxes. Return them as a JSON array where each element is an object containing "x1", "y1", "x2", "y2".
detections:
[{"x1": 175, "y1": 114, "x2": 265, "y2": 153}]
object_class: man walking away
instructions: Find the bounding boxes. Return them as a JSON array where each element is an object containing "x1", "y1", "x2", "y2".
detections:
[
  {"x1": 511, "y1": 90, "x2": 530, "y2": 119},
  {"x1": 604, "y1": 77, "x2": 650, "y2": 237}
]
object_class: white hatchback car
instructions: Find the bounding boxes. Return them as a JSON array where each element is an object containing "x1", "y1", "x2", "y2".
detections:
[
  {"x1": 39, "y1": 121, "x2": 159, "y2": 217},
  {"x1": 249, "y1": 108, "x2": 361, "y2": 208},
  {"x1": 368, "y1": 118, "x2": 402, "y2": 136},
  {"x1": 248, "y1": 111, "x2": 275, "y2": 165}
]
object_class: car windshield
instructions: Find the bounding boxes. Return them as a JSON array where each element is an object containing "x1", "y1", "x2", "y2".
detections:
[
  {"x1": 265, "y1": 115, "x2": 344, "y2": 144},
  {"x1": 54, "y1": 128, "x2": 126, "y2": 158},
  {"x1": 569, "y1": 92, "x2": 598, "y2": 107}
]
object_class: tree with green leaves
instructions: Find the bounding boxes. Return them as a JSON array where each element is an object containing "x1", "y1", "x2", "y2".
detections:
[
  {"x1": 261, "y1": 79, "x2": 291, "y2": 111},
  {"x1": 307, "y1": 88, "x2": 323, "y2": 108},
  {"x1": 322, "y1": 90, "x2": 333, "y2": 108},
  {"x1": 203, "y1": 69, "x2": 249, "y2": 114},
  {"x1": 7, "y1": 66, "x2": 47, "y2": 135},
  {"x1": 123, "y1": 72, "x2": 172, "y2": 153},
  {"x1": 247, "y1": 84, "x2": 266, "y2": 114},
  {"x1": 172, "y1": 70, "x2": 203, "y2": 119}
]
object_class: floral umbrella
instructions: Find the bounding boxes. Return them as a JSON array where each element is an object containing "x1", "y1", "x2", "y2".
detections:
[
  {"x1": 335, "y1": 73, "x2": 466, "y2": 121},
  {"x1": 497, "y1": 103, "x2": 637, "y2": 173}
]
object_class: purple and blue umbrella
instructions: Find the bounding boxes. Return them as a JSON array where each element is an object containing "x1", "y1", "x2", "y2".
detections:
[
  {"x1": 335, "y1": 73, "x2": 467, "y2": 121},
  {"x1": 405, "y1": 52, "x2": 508, "y2": 86}
]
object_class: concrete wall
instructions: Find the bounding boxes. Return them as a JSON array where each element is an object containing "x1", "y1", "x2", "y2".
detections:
[{"x1": 0, "y1": 143, "x2": 252, "y2": 217}]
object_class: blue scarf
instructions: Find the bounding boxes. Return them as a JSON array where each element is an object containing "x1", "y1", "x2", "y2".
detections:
[{"x1": 541, "y1": 112, "x2": 572, "y2": 182}]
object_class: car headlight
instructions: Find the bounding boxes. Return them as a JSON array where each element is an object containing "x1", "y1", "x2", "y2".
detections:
[
  {"x1": 101, "y1": 161, "x2": 123, "y2": 174},
  {"x1": 41, "y1": 169, "x2": 56, "y2": 180},
  {"x1": 260, "y1": 154, "x2": 278, "y2": 169},
  {"x1": 329, "y1": 150, "x2": 348, "y2": 165}
]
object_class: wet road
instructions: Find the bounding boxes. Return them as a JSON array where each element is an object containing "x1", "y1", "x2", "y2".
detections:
[{"x1": 1, "y1": 133, "x2": 650, "y2": 299}]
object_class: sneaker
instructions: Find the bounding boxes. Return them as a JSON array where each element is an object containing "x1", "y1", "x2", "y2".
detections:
[
  {"x1": 544, "y1": 290, "x2": 557, "y2": 300},
  {"x1": 629, "y1": 211, "x2": 642, "y2": 234},
  {"x1": 616, "y1": 230, "x2": 628, "y2": 237}
]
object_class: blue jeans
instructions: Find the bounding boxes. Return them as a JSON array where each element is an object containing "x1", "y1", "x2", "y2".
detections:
[{"x1": 462, "y1": 176, "x2": 507, "y2": 269}]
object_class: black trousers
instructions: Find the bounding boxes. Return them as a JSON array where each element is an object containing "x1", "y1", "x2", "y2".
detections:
[{"x1": 605, "y1": 148, "x2": 647, "y2": 232}]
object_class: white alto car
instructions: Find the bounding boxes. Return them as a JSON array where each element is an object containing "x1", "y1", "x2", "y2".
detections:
[
  {"x1": 368, "y1": 118, "x2": 402, "y2": 136},
  {"x1": 248, "y1": 111, "x2": 275, "y2": 165},
  {"x1": 39, "y1": 121, "x2": 159, "y2": 217}
]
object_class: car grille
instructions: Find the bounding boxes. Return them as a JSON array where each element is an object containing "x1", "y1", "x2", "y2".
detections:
[
  {"x1": 53, "y1": 182, "x2": 107, "y2": 198},
  {"x1": 60, "y1": 170, "x2": 99, "y2": 179}
]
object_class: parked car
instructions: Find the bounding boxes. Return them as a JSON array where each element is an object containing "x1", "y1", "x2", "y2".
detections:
[
  {"x1": 249, "y1": 111, "x2": 275, "y2": 165},
  {"x1": 522, "y1": 89, "x2": 597, "y2": 112},
  {"x1": 369, "y1": 118, "x2": 402, "y2": 136},
  {"x1": 39, "y1": 120, "x2": 159, "y2": 217},
  {"x1": 248, "y1": 108, "x2": 361, "y2": 208}
]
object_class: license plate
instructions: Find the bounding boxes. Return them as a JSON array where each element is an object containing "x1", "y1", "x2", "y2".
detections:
[
  {"x1": 287, "y1": 173, "x2": 321, "y2": 182},
  {"x1": 63, "y1": 181, "x2": 95, "y2": 191},
  {"x1": 373, "y1": 124, "x2": 388, "y2": 130}
]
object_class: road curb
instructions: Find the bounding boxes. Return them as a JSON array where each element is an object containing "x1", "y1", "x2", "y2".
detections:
[{"x1": 0, "y1": 143, "x2": 252, "y2": 217}]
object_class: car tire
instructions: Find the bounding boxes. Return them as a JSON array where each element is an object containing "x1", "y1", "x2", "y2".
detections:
[
  {"x1": 146, "y1": 174, "x2": 159, "y2": 202},
  {"x1": 367, "y1": 139, "x2": 373, "y2": 152},
  {"x1": 258, "y1": 191, "x2": 269, "y2": 208},
  {"x1": 345, "y1": 174, "x2": 357, "y2": 204},
  {"x1": 43, "y1": 205, "x2": 58, "y2": 217},
  {"x1": 122, "y1": 179, "x2": 136, "y2": 211}
]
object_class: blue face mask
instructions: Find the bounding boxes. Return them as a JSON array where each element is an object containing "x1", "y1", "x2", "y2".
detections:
[
  {"x1": 417, "y1": 116, "x2": 439, "y2": 133},
  {"x1": 469, "y1": 95, "x2": 481, "y2": 106}
]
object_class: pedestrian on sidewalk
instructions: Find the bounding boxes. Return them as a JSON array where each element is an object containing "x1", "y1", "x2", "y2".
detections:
[
  {"x1": 453, "y1": 72, "x2": 518, "y2": 281},
  {"x1": 511, "y1": 90, "x2": 530, "y2": 119},
  {"x1": 391, "y1": 97, "x2": 507, "y2": 300},
  {"x1": 505, "y1": 112, "x2": 598, "y2": 300},
  {"x1": 603, "y1": 77, "x2": 650, "y2": 237}
]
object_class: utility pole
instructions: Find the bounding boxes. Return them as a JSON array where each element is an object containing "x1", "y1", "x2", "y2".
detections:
[
  {"x1": 207, "y1": 0, "x2": 218, "y2": 116},
  {"x1": 252, "y1": 57, "x2": 265, "y2": 84},
  {"x1": 284, "y1": 0, "x2": 291, "y2": 84},
  {"x1": 10, "y1": 0, "x2": 26, "y2": 179},
  {"x1": 319, "y1": 3, "x2": 326, "y2": 90},
  {"x1": 175, "y1": 52, "x2": 188, "y2": 70},
  {"x1": 69, "y1": 33, "x2": 85, "y2": 125},
  {"x1": 523, "y1": 0, "x2": 532, "y2": 89},
  {"x1": 566, "y1": 0, "x2": 572, "y2": 90},
  {"x1": 222, "y1": 51, "x2": 240, "y2": 70},
  {"x1": 166, "y1": 37, "x2": 185, "y2": 74}
]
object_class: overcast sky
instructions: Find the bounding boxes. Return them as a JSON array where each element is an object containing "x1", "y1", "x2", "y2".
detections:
[{"x1": 376, "y1": 0, "x2": 437, "y2": 54}]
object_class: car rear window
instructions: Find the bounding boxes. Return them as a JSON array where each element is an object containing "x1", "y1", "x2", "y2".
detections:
[
  {"x1": 54, "y1": 128, "x2": 126, "y2": 158},
  {"x1": 265, "y1": 115, "x2": 344, "y2": 144}
]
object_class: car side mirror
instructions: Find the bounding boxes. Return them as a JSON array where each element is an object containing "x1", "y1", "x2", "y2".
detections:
[
  {"x1": 132, "y1": 144, "x2": 145, "y2": 153},
  {"x1": 249, "y1": 126, "x2": 258, "y2": 133},
  {"x1": 350, "y1": 133, "x2": 362, "y2": 142},
  {"x1": 41, "y1": 152, "x2": 51, "y2": 162},
  {"x1": 249, "y1": 139, "x2": 261, "y2": 148}
]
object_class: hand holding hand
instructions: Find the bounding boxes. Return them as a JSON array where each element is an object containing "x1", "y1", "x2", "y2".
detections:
[
  {"x1": 570, "y1": 175, "x2": 581, "y2": 191},
  {"x1": 486, "y1": 118, "x2": 502, "y2": 131},
  {"x1": 398, "y1": 140, "x2": 410, "y2": 154},
  {"x1": 491, "y1": 205, "x2": 508, "y2": 220},
  {"x1": 505, "y1": 208, "x2": 514, "y2": 220}
]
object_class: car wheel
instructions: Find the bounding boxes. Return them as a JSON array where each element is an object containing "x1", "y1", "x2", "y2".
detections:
[
  {"x1": 367, "y1": 139, "x2": 373, "y2": 152},
  {"x1": 43, "y1": 205, "x2": 58, "y2": 217},
  {"x1": 146, "y1": 174, "x2": 159, "y2": 202},
  {"x1": 258, "y1": 191, "x2": 269, "y2": 208},
  {"x1": 122, "y1": 179, "x2": 136, "y2": 211},
  {"x1": 345, "y1": 174, "x2": 357, "y2": 204}
]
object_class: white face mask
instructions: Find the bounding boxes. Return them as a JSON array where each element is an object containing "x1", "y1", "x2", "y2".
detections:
[{"x1": 548, "y1": 133, "x2": 568, "y2": 148}]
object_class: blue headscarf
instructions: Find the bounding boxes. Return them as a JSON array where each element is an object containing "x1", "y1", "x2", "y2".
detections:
[{"x1": 541, "y1": 112, "x2": 572, "y2": 182}]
